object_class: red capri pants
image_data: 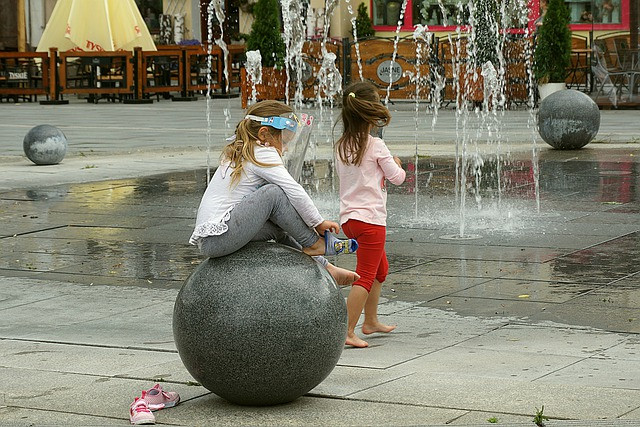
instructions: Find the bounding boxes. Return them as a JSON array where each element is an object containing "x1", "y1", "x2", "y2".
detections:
[{"x1": 341, "y1": 219, "x2": 388, "y2": 292}]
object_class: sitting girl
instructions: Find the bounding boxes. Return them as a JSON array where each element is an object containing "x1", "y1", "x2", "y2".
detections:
[{"x1": 189, "y1": 100, "x2": 358, "y2": 285}]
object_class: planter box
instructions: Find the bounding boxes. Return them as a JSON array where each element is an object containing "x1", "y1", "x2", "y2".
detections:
[
  {"x1": 240, "y1": 67, "x2": 287, "y2": 108},
  {"x1": 459, "y1": 67, "x2": 485, "y2": 103}
]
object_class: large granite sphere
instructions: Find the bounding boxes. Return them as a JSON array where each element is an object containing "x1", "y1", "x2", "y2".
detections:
[
  {"x1": 537, "y1": 89, "x2": 600, "y2": 150},
  {"x1": 173, "y1": 242, "x2": 347, "y2": 406},
  {"x1": 23, "y1": 125, "x2": 68, "y2": 165}
]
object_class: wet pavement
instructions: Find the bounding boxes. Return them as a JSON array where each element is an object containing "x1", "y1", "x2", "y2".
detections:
[{"x1": 0, "y1": 98, "x2": 639, "y2": 426}]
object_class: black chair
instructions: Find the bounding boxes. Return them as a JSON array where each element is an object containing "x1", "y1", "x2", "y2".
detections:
[{"x1": 591, "y1": 44, "x2": 640, "y2": 103}]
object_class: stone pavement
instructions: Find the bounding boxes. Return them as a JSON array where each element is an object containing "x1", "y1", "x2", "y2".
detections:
[{"x1": 0, "y1": 97, "x2": 639, "y2": 426}]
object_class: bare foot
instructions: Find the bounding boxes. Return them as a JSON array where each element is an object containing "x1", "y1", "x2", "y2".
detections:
[
  {"x1": 302, "y1": 237, "x2": 325, "y2": 257},
  {"x1": 362, "y1": 322, "x2": 397, "y2": 335},
  {"x1": 346, "y1": 332, "x2": 369, "y2": 348},
  {"x1": 325, "y1": 264, "x2": 360, "y2": 286}
]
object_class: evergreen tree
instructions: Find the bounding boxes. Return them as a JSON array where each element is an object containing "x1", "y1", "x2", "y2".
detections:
[
  {"x1": 533, "y1": 0, "x2": 571, "y2": 83},
  {"x1": 355, "y1": 3, "x2": 375, "y2": 39},
  {"x1": 247, "y1": 0, "x2": 286, "y2": 68},
  {"x1": 471, "y1": 0, "x2": 499, "y2": 67}
]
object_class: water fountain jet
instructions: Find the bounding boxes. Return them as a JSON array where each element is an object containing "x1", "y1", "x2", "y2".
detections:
[{"x1": 200, "y1": 0, "x2": 541, "y2": 239}]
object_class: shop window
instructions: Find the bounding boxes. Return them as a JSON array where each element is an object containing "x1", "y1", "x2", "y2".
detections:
[
  {"x1": 566, "y1": 0, "x2": 621, "y2": 24},
  {"x1": 411, "y1": 0, "x2": 468, "y2": 26},
  {"x1": 372, "y1": 0, "x2": 628, "y2": 30},
  {"x1": 410, "y1": 0, "x2": 528, "y2": 28},
  {"x1": 373, "y1": 0, "x2": 409, "y2": 26},
  {"x1": 371, "y1": 0, "x2": 528, "y2": 29},
  {"x1": 136, "y1": 0, "x2": 163, "y2": 33}
]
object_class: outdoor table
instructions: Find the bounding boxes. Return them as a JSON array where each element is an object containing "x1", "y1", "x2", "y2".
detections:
[{"x1": 78, "y1": 56, "x2": 124, "y2": 102}]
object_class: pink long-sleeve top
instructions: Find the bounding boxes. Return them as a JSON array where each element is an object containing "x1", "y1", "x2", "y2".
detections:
[{"x1": 335, "y1": 135, "x2": 406, "y2": 227}]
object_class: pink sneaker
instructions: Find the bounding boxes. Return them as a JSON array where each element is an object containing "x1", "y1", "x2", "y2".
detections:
[
  {"x1": 141, "y1": 383, "x2": 180, "y2": 411},
  {"x1": 129, "y1": 397, "x2": 155, "y2": 425}
]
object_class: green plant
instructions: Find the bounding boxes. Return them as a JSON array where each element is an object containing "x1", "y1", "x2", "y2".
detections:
[
  {"x1": 355, "y1": 3, "x2": 375, "y2": 38},
  {"x1": 471, "y1": 0, "x2": 499, "y2": 66},
  {"x1": 234, "y1": 32, "x2": 250, "y2": 42},
  {"x1": 533, "y1": 0, "x2": 571, "y2": 83},
  {"x1": 487, "y1": 416, "x2": 499, "y2": 423},
  {"x1": 246, "y1": 0, "x2": 286, "y2": 68},
  {"x1": 533, "y1": 405, "x2": 550, "y2": 426}
]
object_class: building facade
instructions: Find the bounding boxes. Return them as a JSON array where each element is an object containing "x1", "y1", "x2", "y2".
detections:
[{"x1": 3, "y1": 0, "x2": 637, "y2": 51}]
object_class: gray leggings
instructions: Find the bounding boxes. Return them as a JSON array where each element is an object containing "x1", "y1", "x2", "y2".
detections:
[{"x1": 200, "y1": 184, "x2": 326, "y2": 265}]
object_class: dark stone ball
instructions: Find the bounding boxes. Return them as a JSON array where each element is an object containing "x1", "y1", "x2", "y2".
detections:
[
  {"x1": 173, "y1": 242, "x2": 347, "y2": 406},
  {"x1": 23, "y1": 124, "x2": 68, "y2": 165},
  {"x1": 537, "y1": 89, "x2": 600, "y2": 150}
]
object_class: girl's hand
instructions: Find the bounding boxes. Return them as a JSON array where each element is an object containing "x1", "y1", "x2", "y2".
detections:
[
  {"x1": 393, "y1": 156, "x2": 403, "y2": 168},
  {"x1": 315, "y1": 220, "x2": 340, "y2": 235}
]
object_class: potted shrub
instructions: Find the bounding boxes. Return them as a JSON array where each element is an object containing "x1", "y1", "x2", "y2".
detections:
[
  {"x1": 241, "y1": 0, "x2": 287, "y2": 107},
  {"x1": 355, "y1": 3, "x2": 375, "y2": 38},
  {"x1": 533, "y1": 0, "x2": 571, "y2": 100}
]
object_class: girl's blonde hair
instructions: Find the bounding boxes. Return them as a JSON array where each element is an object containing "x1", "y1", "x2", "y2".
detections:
[
  {"x1": 222, "y1": 100, "x2": 293, "y2": 185},
  {"x1": 335, "y1": 81, "x2": 391, "y2": 166}
]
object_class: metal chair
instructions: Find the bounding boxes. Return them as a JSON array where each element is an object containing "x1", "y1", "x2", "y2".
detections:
[
  {"x1": 613, "y1": 38, "x2": 630, "y2": 68},
  {"x1": 591, "y1": 44, "x2": 640, "y2": 104}
]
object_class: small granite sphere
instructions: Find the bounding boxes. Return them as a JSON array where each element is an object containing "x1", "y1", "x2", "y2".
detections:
[
  {"x1": 23, "y1": 124, "x2": 68, "y2": 165},
  {"x1": 173, "y1": 242, "x2": 347, "y2": 406},
  {"x1": 537, "y1": 89, "x2": 600, "y2": 150}
]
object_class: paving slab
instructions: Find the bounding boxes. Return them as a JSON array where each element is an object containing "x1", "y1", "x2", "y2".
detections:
[
  {"x1": 397, "y1": 345, "x2": 583, "y2": 382},
  {"x1": 0, "y1": 98, "x2": 639, "y2": 425},
  {"x1": 537, "y1": 357, "x2": 639, "y2": 389},
  {"x1": 458, "y1": 323, "x2": 630, "y2": 357},
  {"x1": 0, "y1": 406, "x2": 125, "y2": 425},
  {"x1": 447, "y1": 411, "x2": 537, "y2": 425},
  {"x1": 160, "y1": 394, "x2": 467, "y2": 426},
  {"x1": 529, "y1": 296, "x2": 640, "y2": 333},
  {"x1": 350, "y1": 374, "x2": 640, "y2": 420},
  {"x1": 334, "y1": 307, "x2": 511, "y2": 369},
  {"x1": 0, "y1": 366, "x2": 206, "y2": 421},
  {"x1": 451, "y1": 278, "x2": 597, "y2": 304},
  {"x1": 0, "y1": 340, "x2": 180, "y2": 378},
  {"x1": 384, "y1": 272, "x2": 490, "y2": 302},
  {"x1": 424, "y1": 294, "x2": 567, "y2": 320}
]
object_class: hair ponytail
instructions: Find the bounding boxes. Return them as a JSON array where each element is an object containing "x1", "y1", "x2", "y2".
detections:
[{"x1": 336, "y1": 81, "x2": 391, "y2": 166}]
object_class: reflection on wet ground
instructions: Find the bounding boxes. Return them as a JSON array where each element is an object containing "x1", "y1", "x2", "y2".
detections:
[{"x1": 1, "y1": 150, "x2": 639, "y2": 333}]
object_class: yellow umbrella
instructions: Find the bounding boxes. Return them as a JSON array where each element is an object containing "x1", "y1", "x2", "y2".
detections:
[
  {"x1": 37, "y1": 0, "x2": 156, "y2": 52},
  {"x1": 36, "y1": 0, "x2": 75, "y2": 52}
]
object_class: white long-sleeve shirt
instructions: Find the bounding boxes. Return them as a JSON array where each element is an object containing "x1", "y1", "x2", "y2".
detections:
[
  {"x1": 189, "y1": 146, "x2": 323, "y2": 245},
  {"x1": 335, "y1": 135, "x2": 406, "y2": 227}
]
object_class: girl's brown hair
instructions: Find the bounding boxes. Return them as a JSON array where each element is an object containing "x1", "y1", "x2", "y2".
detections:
[
  {"x1": 335, "y1": 81, "x2": 391, "y2": 166},
  {"x1": 222, "y1": 100, "x2": 293, "y2": 185}
]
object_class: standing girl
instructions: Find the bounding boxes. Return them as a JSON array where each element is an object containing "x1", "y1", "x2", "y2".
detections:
[
  {"x1": 190, "y1": 100, "x2": 358, "y2": 285},
  {"x1": 335, "y1": 82, "x2": 406, "y2": 347}
]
